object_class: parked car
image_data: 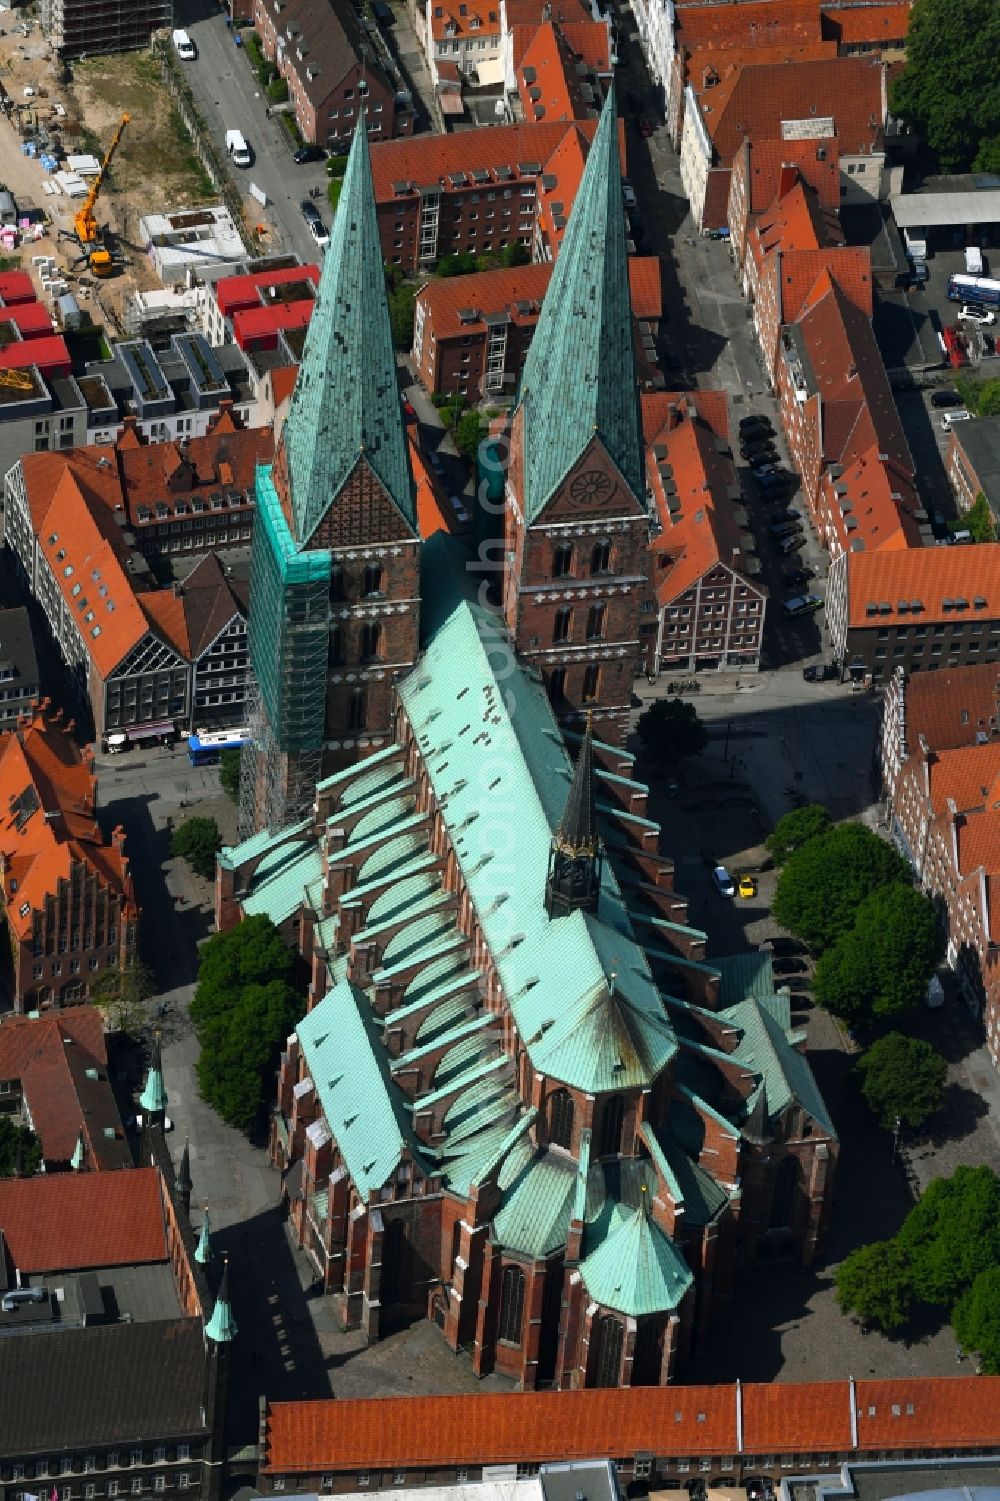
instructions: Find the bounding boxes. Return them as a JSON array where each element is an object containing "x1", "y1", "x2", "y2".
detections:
[
  {"x1": 762, "y1": 936, "x2": 801, "y2": 957},
  {"x1": 931, "y1": 388, "x2": 963, "y2": 408},
  {"x1": 637, "y1": 117, "x2": 655, "y2": 138},
  {"x1": 737, "y1": 874, "x2": 757, "y2": 899},
  {"x1": 958, "y1": 303, "x2": 996, "y2": 326},
  {"x1": 772, "y1": 508, "x2": 801, "y2": 524},
  {"x1": 773, "y1": 956, "x2": 807, "y2": 976},
  {"x1": 757, "y1": 471, "x2": 790, "y2": 494},
  {"x1": 293, "y1": 144, "x2": 326, "y2": 164},
  {"x1": 777, "y1": 533, "x2": 805, "y2": 555},
  {"x1": 741, "y1": 438, "x2": 775, "y2": 457},
  {"x1": 782, "y1": 567, "x2": 813, "y2": 588},
  {"x1": 622, "y1": 183, "x2": 637, "y2": 208},
  {"x1": 739, "y1": 414, "x2": 772, "y2": 434},
  {"x1": 300, "y1": 199, "x2": 330, "y2": 248},
  {"x1": 770, "y1": 519, "x2": 803, "y2": 538},
  {"x1": 783, "y1": 593, "x2": 823, "y2": 618},
  {"x1": 940, "y1": 409, "x2": 971, "y2": 431},
  {"x1": 803, "y1": 662, "x2": 839, "y2": 682},
  {"x1": 713, "y1": 865, "x2": 735, "y2": 897}
]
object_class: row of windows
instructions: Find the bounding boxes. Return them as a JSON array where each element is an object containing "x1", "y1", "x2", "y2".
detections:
[
  {"x1": 331, "y1": 564, "x2": 385, "y2": 602},
  {"x1": 548, "y1": 665, "x2": 600, "y2": 703},
  {"x1": 33, "y1": 956, "x2": 103, "y2": 980},
  {"x1": 15, "y1": 1477, "x2": 191, "y2": 1499},
  {"x1": 11, "y1": 1450, "x2": 191, "y2": 1478},
  {"x1": 330, "y1": 623, "x2": 383, "y2": 664},
  {"x1": 552, "y1": 604, "x2": 606, "y2": 643},
  {"x1": 552, "y1": 541, "x2": 613, "y2": 578}
]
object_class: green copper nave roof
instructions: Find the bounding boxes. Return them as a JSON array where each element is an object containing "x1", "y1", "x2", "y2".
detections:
[
  {"x1": 281, "y1": 122, "x2": 415, "y2": 543},
  {"x1": 515, "y1": 86, "x2": 644, "y2": 522}
]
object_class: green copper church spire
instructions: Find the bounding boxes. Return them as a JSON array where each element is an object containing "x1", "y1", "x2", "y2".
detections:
[
  {"x1": 516, "y1": 86, "x2": 643, "y2": 521},
  {"x1": 139, "y1": 1032, "x2": 167, "y2": 1119},
  {"x1": 195, "y1": 1206, "x2": 212, "y2": 1266},
  {"x1": 280, "y1": 120, "x2": 415, "y2": 545},
  {"x1": 205, "y1": 1255, "x2": 237, "y2": 1344}
]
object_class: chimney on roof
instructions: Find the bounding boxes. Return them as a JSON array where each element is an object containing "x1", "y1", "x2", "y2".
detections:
[{"x1": 777, "y1": 163, "x2": 797, "y2": 197}]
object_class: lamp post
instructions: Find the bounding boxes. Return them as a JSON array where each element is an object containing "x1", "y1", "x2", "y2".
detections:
[{"x1": 892, "y1": 1114, "x2": 902, "y2": 1165}]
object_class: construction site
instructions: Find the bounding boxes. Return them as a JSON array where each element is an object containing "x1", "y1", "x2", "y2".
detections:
[{"x1": 0, "y1": 19, "x2": 231, "y2": 330}]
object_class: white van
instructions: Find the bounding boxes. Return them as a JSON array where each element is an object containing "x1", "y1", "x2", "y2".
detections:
[
  {"x1": 226, "y1": 129, "x2": 251, "y2": 167},
  {"x1": 940, "y1": 409, "x2": 971, "y2": 432},
  {"x1": 172, "y1": 28, "x2": 196, "y2": 58},
  {"x1": 965, "y1": 245, "x2": 984, "y2": 276}
]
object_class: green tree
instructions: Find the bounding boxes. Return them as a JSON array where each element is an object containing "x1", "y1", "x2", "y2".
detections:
[
  {"x1": 0, "y1": 1116, "x2": 42, "y2": 1178},
  {"x1": 388, "y1": 283, "x2": 416, "y2": 350},
  {"x1": 500, "y1": 243, "x2": 531, "y2": 268},
  {"x1": 765, "y1": 803, "x2": 832, "y2": 865},
  {"x1": 959, "y1": 493, "x2": 997, "y2": 542},
  {"x1": 835, "y1": 1239, "x2": 915, "y2": 1332},
  {"x1": 814, "y1": 883, "x2": 940, "y2": 1025},
  {"x1": 957, "y1": 377, "x2": 1000, "y2": 416},
  {"x1": 171, "y1": 816, "x2": 222, "y2": 880},
  {"x1": 772, "y1": 823, "x2": 909, "y2": 953},
  {"x1": 189, "y1": 916, "x2": 302, "y2": 1130},
  {"x1": 91, "y1": 958, "x2": 156, "y2": 1035},
  {"x1": 266, "y1": 76, "x2": 289, "y2": 103},
  {"x1": 636, "y1": 698, "x2": 708, "y2": 773},
  {"x1": 953, "y1": 1266, "x2": 1000, "y2": 1372},
  {"x1": 856, "y1": 1031, "x2": 947, "y2": 1129},
  {"x1": 326, "y1": 154, "x2": 349, "y2": 178},
  {"x1": 898, "y1": 1164, "x2": 1000, "y2": 1308},
  {"x1": 889, "y1": 0, "x2": 1000, "y2": 173},
  {"x1": 219, "y1": 748, "x2": 241, "y2": 803},
  {"x1": 327, "y1": 177, "x2": 343, "y2": 217},
  {"x1": 454, "y1": 409, "x2": 487, "y2": 461}
]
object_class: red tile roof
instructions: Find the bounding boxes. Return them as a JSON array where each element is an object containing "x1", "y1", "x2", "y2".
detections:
[
  {"x1": 264, "y1": 1385, "x2": 739, "y2": 1472},
  {"x1": 418, "y1": 255, "x2": 661, "y2": 340},
  {"x1": 695, "y1": 56, "x2": 886, "y2": 162},
  {"x1": 0, "y1": 707, "x2": 136, "y2": 943},
  {"x1": 264, "y1": 1377, "x2": 1000, "y2": 1474},
  {"x1": 410, "y1": 436, "x2": 456, "y2": 540},
  {"x1": 0, "y1": 302, "x2": 55, "y2": 339},
  {"x1": 846, "y1": 544, "x2": 1000, "y2": 629},
  {"x1": 116, "y1": 417, "x2": 271, "y2": 525},
  {"x1": 821, "y1": 3, "x2": 912, "y2": 45},
  {"x1": 923, "y1": 742, "x2": 1000, "y2": 815},
  {"x1": 232, "y1": 299, "x2": 315, "y2": 350},
  {"x1": 430, "y1": 0, "x2": 499, "y2": 43},
  {"x1": 776, "y1": 248, "x2": 872, "y2": 323},
  {"x1": 213, "y1": 264, "x2": 320, "y2": 319},
  {"x1": 821, "y1": 445, "x2": 921, "y2": 555},
  {"x1": 0, "y1": 1009, "x2": 130, "y2": 1170},
  {"x1": 674, "y1": 0, "x2": 823, "y2": 51},
  {"x1": 0, "y1": 1167, "x2": 167, "y2": 1271},
  {"x1": 743, "y1": 1381, "x2": 853, "y2": 1454},
  {"x1": 903, "y1": 664, "x2": 1000, "y2": 752},
  {"x1": 369, "y1": 120, "x2": 601, "y2": 203},
  {"x1": 517, "y1": 20, "x2": 604, "y2": 123},
  {"x1": 742, "y1": 138, "x2": 842, "y2": 216},
  {"x1": 854, "y1": 1377, "x2": 1000, "y2": 1449}
]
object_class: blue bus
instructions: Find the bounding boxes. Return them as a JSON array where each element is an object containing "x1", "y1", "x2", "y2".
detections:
[
  {"x1": 187, "y1": 726, "x2": 250, "y2": 766},
  {"x1": 947, "y1": 273, "x2": 1000, "y2": 307}
]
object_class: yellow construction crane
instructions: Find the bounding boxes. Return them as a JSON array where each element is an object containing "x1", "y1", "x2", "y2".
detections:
[{"x1": 65, "y1": 112, "x2": 130, "y2": 277}]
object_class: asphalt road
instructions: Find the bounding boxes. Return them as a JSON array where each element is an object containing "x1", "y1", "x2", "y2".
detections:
[{"x1": 170, "y1": 0, "x2": 331, "y2": 263}]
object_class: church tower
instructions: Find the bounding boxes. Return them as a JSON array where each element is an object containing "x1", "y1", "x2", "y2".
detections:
[
  {"x1": 241, "y1": 122, "x2": 421, "y2": 836},
  {"x1": 503, "y1": 88, "x2": 651, "y2": 743}
]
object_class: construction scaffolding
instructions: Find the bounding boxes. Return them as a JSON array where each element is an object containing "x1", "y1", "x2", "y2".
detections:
[
  {"x1": 238, "y1": 466, "x2": 330, "y2": 839},
  {"x1": 41, "y1": 0, "x2": 172, "y2": 56}
]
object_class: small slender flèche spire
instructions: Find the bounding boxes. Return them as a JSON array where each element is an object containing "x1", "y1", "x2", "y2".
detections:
[
  {"x1": 139, "y1": 1031, "x2": 167, "y2": 1119},
  {"x1": 545, "y1": 715, "x2": 603, "y2": 919},
  {"x1": 205, "y1": 1254, "x2": 237, "y2": 1344},
  {"x1": 195, "y1": 1205, "x2": 213, "y2": 1267},
  {"x1": 70, "y1": 1130, "x2": 86, "y2": 1172}
]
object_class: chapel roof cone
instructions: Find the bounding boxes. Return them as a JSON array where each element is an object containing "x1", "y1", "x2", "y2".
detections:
[
  {"x1": 139, "y1": 1031, "x2": 167, "y2": 1117},
  {"x1": 205, "y1": 1254, "x2": 237, "y2": 1344},
  {"x1": 195, "y1": 1206, "x2": 213, "y2": 1266}
]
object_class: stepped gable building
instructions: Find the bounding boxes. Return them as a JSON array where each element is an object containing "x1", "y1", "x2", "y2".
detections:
[
  {"x1": 241, "y1": 122, "x2": 421, "y2": 836},
  {"x1": 0, "y1": 704, "x2": 138, "y2": 1012},
  {"x1": 219, "y1": 538, "x2": 837, "y2": 1388},
  {"x1": 502, "y1": 88, "x2": 656, "y2": 743},
  {"x1": 0, "y1": 1007, "x2": 130, "y2": 1169}
]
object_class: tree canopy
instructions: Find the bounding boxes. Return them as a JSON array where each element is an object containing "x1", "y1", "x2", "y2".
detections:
[
  {"x1": 953, "y1": 1266, "x2": 1000, "y2": 1373},
  {"x1": 171, "y1": 816, "x2": 222, "y2": 880},
  {"x1": 0, "y1": 1116, "x2": 42, "y2": 1178},
  {"x1": 771, "y1": 822, "x2": 910, "y2": 952},
  {"x1": 855, "y1": 1031, "x2": 947, "y2": 1129},
  {"x1": 956, "y1": 377, "x2": 1000, "y2": 417},
  {"x1": 889, "y1": 0, "x2": 1000, "y2": 173},
  {"x1": 813, "y1": 883, "x2": 940, "y2": 1025},
  {"x1": 190, "y1": 915, "x2": 303, "y2": 1131},
  {"x1": 836, "y1": 1239, "x2": 915, "y2": 1331},
  {"x1": 837, "y1": 1166, "x2": 1000, "y2": 1341},
  {"x1": 91, "y1": 958, "x2": 156, "y2": 1036},
  {"x1": 219, "y1": 748, "x2": 241, "y2": 803},
  {"x1": 636, "y1": 698, "x2": 707, "y2": 772},
  {"x1": 957, "y1": 494, "x2": 997, "y2": 543},
  {"x1": 765, "y1": 803, "x2": 831, "y2": 865}
]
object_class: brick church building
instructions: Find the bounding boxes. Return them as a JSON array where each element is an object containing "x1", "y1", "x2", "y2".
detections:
[{"x1": 221, "y1": 95, "x2": 837, "y2": 1389}]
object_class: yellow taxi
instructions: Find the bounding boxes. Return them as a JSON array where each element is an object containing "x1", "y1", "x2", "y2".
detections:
[{"x1": 737, "y1": 874, "x2": 758, "y2": 899}]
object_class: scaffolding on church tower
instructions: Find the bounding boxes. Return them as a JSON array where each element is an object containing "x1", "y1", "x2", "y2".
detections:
[{"x1": 238, "y1": 464, "x2": 331, "y2": 839}]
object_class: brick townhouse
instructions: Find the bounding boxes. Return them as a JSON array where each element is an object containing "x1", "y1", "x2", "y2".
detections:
[
  {"x1": 827, "y1": 546, "x2": 1000, "y2": 685},
  {"x1": 878, "y1": 662, "x2": 1000, "y2": 802},
  {"x1": 644, "y1": 390, "x2": 767, "y2": 673},
  {"x1": 253, "y1": 0, "x2": 413, "y2": 149},
  {"x1": 0, "y1": 705, "x2": 138, "y2": 1012},
  {"x1": 947, "y1": 415, "x2": 1000, "y2": 529},
  {"x1": 513, "y1": 18, "x2": 611, "y2": 123},
  {"x1": 889, "y1": 735, "x2": 1000, "y2": 1061},
  {"x1": 413, "y1": 255, "x2": 662, "y2": 398},
  {"x1": 369, "y1": 118, "x2": 621, "y2": 272},
  {"x1": 678, "y1": 55, "x2": 889, "y2": 233},
  {"x1": 727, "y1": 136, "x2": 841, "y2": 279},
  {"x1": 424, "y1": 0, "x2": 500, "y2": 85}
]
